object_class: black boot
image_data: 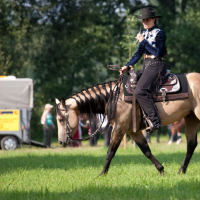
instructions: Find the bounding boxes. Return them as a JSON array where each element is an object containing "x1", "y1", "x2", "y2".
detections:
[{"x1": 145, "y1": 118, "x2": 162, "y2": 134}]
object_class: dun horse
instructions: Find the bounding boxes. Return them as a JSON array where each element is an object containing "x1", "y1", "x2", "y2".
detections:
[{"x1": 55, "y1": 72, "x2": 200, "y2": 175}]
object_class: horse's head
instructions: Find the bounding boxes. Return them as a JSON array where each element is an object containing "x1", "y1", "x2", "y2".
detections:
[{"x1": 55, "y1": 98, "x2": 79, "y2": 146}]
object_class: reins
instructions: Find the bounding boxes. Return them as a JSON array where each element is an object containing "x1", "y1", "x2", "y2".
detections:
[
  {"x1": 56, "y1": 65, "x2": 123, "y2": 144},
  {"x1": 56, "y1": 103, "x2": 106, "y2": 144}
]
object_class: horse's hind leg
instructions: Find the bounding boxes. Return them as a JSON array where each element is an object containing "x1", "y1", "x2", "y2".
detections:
[
  {"x1": 129, "y1": 130, "x2": 164, "y2": 175},
  {"x1": 178, "y1": 112, "x2": 199, "y2": 174},
  {"x1": 99, "y1": 128, "x2": 124, "y2": 176}
]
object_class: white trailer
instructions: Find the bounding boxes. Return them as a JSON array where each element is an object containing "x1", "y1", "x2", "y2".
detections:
[{"x1": 0, "y1": 77, "x2": 46, "y2": 150}]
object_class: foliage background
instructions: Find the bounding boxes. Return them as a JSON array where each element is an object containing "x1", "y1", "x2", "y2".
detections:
[{"x1": 0, "y1": 0, "x2": 199, "y2": 139}]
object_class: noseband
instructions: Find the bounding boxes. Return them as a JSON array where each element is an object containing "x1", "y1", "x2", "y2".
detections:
[{"x1": 56, "y1": 103, "x2": 105, "y2": 144}]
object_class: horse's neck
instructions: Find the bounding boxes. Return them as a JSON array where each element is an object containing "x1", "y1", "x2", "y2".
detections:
[{"x1": 69, "y1": 81, "x2": 117, "y2": 114}]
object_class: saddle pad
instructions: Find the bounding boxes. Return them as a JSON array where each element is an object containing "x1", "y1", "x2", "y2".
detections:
[{"x1": 123, "y1": 74, "x2": 188, "y2": 102}]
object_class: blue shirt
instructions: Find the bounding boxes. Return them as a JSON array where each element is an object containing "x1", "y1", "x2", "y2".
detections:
[
  {"x1": 125, "y1": 25, "x2": 166, "y2": 67},
  {"x1": 46, "y1": 113, "x2": 53, "y2": 125}
]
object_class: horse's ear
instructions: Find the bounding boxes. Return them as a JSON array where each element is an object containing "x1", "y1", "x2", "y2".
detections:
[
  {"x1": 55, "y1": 98, "x2": 60, "y2": 104},
  {"x1": 61, "y1": 98, "x2": 65, "y2": 107},
  {"x1": 55, "y1": 98, "x2": 60, "y2": 105}
]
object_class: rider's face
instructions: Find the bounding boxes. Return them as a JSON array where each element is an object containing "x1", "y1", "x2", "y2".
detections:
[{"x1": 142, "y1": 18, "x2": 155, "y2": 29}]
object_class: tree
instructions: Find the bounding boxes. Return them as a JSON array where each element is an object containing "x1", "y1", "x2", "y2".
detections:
[
  {"x1": 30, "y1": 0, "x2": 147, "y2": 138},
  {"x1": 120, "y1": 12, "x2": 143, "y2": 71}
]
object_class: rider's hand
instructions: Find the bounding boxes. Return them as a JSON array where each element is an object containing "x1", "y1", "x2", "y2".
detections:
[
  {"x1": 135, "y1": 33, "x2": 144, "y2": 42},
  {"x1": 119, "y1": 66, "x2": 128, "y2": 75}
]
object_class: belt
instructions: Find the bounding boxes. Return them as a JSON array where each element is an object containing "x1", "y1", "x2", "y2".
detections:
[{"x1": 144, "y1": 54, "x2": 163, "y2": 59}]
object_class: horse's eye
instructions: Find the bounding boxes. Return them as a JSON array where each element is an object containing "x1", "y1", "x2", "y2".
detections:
[{"x1": 59, "y1": 118, "x2": 64, "y2": 123}]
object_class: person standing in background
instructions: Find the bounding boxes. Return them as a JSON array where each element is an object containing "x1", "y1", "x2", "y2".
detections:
[
  {"x1": 72, "y1": 116, "x2": 86, "y2": 147},
  {"x1": 89, "y1": 115, "x2": 99, "y2": 146},
  {"x1": 72, "y1": 126, "x2": 81, "y2": 147},
  {"x1": 41, "y1": 104, "x2": 55, "y2": 147}
]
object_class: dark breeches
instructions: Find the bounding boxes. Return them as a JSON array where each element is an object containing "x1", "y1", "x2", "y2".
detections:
[{"x1": 135, "y1": 60, "x2": 165, "y2": 124}]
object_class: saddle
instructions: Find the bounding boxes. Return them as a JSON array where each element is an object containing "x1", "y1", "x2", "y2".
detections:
[
  {"x1": 124, "y1": 69, "x2": 188, "y2": 103},
  {"x1": 123, "y1": 69, "x2": 189, "y2": 132}
]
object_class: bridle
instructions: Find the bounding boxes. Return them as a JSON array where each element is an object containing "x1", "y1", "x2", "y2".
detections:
[
  {"x1": 56, "y1": 103, "x2": 73, "y2": 143},
  {"x1": 56, "y1": 103, "x2": 106, "y2": 144},
  {"x1": 56, "y1": 65, "x2": 123, "y2": 144}
]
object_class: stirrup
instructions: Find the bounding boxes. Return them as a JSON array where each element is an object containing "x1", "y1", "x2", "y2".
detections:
[
  {"x1": 146, "y1": 123, "x2": 162, "y2": 134},
  {"x1": 145, "y1": 118, "x2": 155, "y2": 133},
  {"x1": 145, "y1": 126, "x2": 155, "y2": 134}
]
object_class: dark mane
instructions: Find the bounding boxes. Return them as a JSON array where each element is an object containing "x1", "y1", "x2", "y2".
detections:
[
  {"x1": 69, "y1": 80, "x2": 115, "y2": 114},
  {"x1": 68, "y1": 79, "x2": 122, "y2": 129}
]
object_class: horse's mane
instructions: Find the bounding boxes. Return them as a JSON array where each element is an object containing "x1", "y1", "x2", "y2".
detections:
[{"x1": 69, "y1": 79, "x2": 122, "y2": 130}]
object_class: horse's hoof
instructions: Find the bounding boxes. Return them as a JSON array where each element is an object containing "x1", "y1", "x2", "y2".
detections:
[
  {"x1": 98, "y1": 171, "x2": 107, "y2": 177},
  {"x1": 159, "y1": 167, "x2": 164, "y2": 176},
  {"x1": 158, "y1": 165, "x2": 164, "y2": 175},
  {"x1": 178, "y1": 169, "x2": 182, "y2": 174},
  {"x1": 178, "y1": 167, "x2": 186, "y2": 174},
  {"x1": 160, "y1": 170, "x2": 164, "y2": 176}
]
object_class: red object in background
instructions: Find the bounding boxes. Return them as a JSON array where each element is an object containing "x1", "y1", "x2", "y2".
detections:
[
  {"x1": 72, "y1": 127, "x2": 81, "y2": 147},
  {"x1": 88, "y1": 127, "x2": 91, "y2": 136}
]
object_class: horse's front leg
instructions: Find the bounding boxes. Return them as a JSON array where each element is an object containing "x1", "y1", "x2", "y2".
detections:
[
  {"x1": 128, "y1": 130, "x2": 164, "y2": 175},
  {"x1": 99, "y1": 128, "x2": 124, "y2": 176}
]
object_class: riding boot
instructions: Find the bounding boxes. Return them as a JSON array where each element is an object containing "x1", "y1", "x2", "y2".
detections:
[{"x1": 145, "y1": 117, "x2": 162, "y2": 134}]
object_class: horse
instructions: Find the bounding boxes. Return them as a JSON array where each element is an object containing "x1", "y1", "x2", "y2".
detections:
[{"x1": 55, "y1": 72, "x2": 200, "y2": 175}]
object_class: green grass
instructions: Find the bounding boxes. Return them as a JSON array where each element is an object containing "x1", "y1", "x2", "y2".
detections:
[{"x1": 0, "y1": 134, "x2": 200, "y2": 200}]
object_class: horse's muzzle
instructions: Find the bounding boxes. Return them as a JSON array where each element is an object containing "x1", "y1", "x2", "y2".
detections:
[
  {"x1": 59, "y1": 137, "x2": 71, "y2": 147},
  {"x1": 59, "y1": 141, "x2": 66, "y2": 147}
]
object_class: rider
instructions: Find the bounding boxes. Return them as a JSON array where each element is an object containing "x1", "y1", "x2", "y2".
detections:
[{"x1": 120, "y1": 7, "x2": 167, "y2": 133}]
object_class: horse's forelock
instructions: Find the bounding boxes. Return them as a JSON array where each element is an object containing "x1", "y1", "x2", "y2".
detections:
[
  {"x1": 55, "y1": 103, "x2": 63, "y2": 118},
  {"x1": 61, "y1": 98, "x2": 65, "y2": 108}
]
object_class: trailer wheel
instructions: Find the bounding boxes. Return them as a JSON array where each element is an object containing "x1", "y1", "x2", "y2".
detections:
[{"x1": 1, "y1": 136, "x2": 18, "y2": 150}]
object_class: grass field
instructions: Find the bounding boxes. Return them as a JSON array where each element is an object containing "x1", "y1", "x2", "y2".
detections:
[{"x1": 0, "y1": 134, "x2": 200, "y2": 200}]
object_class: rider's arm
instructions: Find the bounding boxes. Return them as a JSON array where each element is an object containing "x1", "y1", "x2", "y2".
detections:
[
  {"x1": 125, "y1": 43, "x2": 144, "y2": 69},
  {"x1": 140, "y1": 31, "x2": 166, "y2": 58}
]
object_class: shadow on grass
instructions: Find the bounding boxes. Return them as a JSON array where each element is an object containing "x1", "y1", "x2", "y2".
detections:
[
  {"x1": 0, "y1": 150, "x2": 200, "y2": 175},
  {"x1": 0, "y1": 179, "x2": 199, "y2": 200}
]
